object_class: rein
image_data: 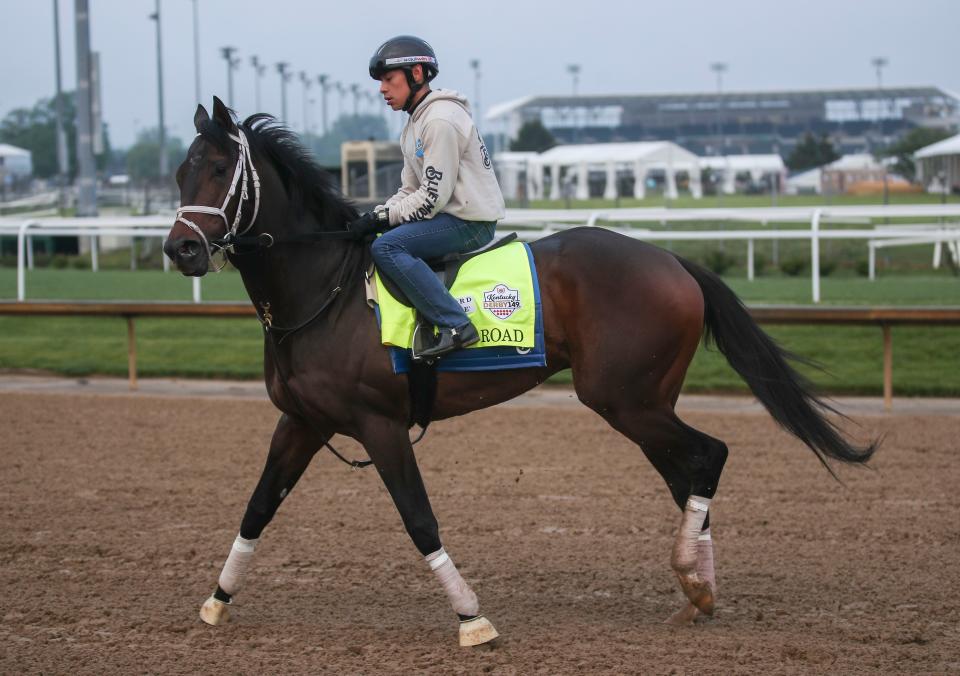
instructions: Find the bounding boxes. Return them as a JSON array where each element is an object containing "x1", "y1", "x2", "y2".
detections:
[{"x1": 180, "y1": 125, "x2": 371, "y2": 470}]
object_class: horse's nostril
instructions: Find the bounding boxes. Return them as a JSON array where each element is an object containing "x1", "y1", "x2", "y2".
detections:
[{"x1": 179, "y1": 240, "x2": 202, "y2": 258}]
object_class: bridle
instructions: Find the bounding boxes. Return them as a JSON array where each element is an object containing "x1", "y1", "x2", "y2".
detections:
[
  {"x1": 175, "y1": 128, "x2": 261, "y2": 263},
  {"x1": 172, "y1": 124, "x2": 377, "y2": 469}
]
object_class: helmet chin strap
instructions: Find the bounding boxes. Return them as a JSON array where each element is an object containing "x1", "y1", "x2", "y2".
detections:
[{"x1": 402, "y1": 70, "x2": 427, "y2": 113}]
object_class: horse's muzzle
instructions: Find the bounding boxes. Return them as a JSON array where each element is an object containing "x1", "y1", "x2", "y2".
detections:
[{"x1": 164, "y1": 237, "x2": 208, "y2": 276}]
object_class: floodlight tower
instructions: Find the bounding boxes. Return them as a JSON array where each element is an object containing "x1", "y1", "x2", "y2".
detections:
[
  {"x1": 317, "y1": 74, "x2": 330, "y2": 134},
  {"x1": 710, "y1": 61, "x2": 728, "y2": 154},
  {"x1": 300, "y1": 71, "x2": 313, "y2": 134},
  {"x1": 470, "y1": 58, "x2": 481, "y2": 131},
  {"x1": 566, "y1": 63, "x2": 580, "y2": 96},
  {"x1": 276, "y1": 62, "x2": 291, "y2": 122},
  {"x1": 250, "y1": 55, "x2": 266, "y2": 111},
  {"x1": 220, "y1": 46, "x2": 239, "y2": 108}
]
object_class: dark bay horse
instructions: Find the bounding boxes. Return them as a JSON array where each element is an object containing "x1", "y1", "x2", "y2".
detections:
[{"x1": 164, "y1": 98, "x2": 876, "y2": 645}]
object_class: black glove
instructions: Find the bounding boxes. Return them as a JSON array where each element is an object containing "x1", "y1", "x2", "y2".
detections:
[{"x1": 347, "y1": 210, "x2": 389, "y2": 238}]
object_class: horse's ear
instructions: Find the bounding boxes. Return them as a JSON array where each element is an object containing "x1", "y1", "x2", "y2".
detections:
[
  {"x1": 194, "y1": 104, "x2": 209, "y2": 132},
  {"x1": 212, "y1": 96, "x2": 237, "y2": 131}
]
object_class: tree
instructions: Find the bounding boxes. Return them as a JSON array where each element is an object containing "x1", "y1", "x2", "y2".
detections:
[
  {"x1": 786, "y1": 132, "x2": 839, "y2": 172},
  {"x1": 307, "y1": 114, "x2": 389, "y2": 167},
  {"x1": 125, "y1": 128, "x2": 185, "y2": 181},
  {"x1": 0, "y1": 92, "x2": 110, "y2": 178},
  {"x1": 510, "y1": 120, "x2": 556, "y2": 152},
  {"x1": 877, "y1": 127, "x2": 953, "y2": 181}
]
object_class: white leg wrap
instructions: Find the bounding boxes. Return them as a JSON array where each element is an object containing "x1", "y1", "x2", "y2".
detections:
[
  {"x1": 218, "y1": 534, "x2": 259, "y2": 596},
  {"x1": 672, "y1": 496, "x2": 711, "y2": 571},
  {"x1": 425, "y1": 548, "x2": 479, "y2": 617},
  {"x1": 697, "y1": 528, "x2": 716, "y2": 592}
]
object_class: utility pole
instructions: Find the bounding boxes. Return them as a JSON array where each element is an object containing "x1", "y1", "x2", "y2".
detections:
[
  {"x1": 220, "y1": 46, "x2": 238, "y2": 108},
  {"x1": 149, "y1": 0, "x2": 167, "y2": 179},
  {"x1": 251, "y1": 55, "x2": 265, "y2": 111},
  {"x1": 469, "y1": 59, "x2": 481, "y2": 132},
  {"x1": 276, "y1": 62, "x2": 290, "y2": 123},
  {"x1": 710, "y1": 62, "x2": 727, "y2": 155},
  {"x1": 52, "y1": 0, "x2": 68, "y2": 212},
  {"x1": 191, "y1": 0, "x2": 201, "y2": 104},
  {"x1": 317, "y1": 74, "x2": 329, "y2": 135},
  {"x1": 73, "y1": 0, "x2": 97, "y2": 215},
  {"x1": 299, "y1": 71, "x2": 312, "y2": 134}
]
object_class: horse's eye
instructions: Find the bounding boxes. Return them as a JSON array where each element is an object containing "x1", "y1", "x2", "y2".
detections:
[{"x1": 213, "y1": 162, "x2": 228, "y2": 177}]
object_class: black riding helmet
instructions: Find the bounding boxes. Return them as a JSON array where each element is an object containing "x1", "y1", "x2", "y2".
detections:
[{"x1": 369, "y1": 35, "x2": 439, "y2": 112}]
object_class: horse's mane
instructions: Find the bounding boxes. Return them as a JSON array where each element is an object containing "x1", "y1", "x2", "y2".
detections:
[{"x1": 198, "y1": 112, "x2": 359, "y2": 230}]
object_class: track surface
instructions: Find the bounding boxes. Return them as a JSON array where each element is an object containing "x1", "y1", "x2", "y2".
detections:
[{"x1": 2, "y1": 386, "x2": 958, "y2": 674}]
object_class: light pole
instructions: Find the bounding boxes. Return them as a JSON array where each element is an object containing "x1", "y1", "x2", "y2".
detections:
[
  {"x1": 250, "y1": 55, "x2": 265, "y2": 111},
  {"x1": 710, "y1": 61, "x2": 727, "y2": 155},
  {"x1": 276, "y1": 62, "x2": 290, "y2": 123},
  {"x1": 148, "y1": 0, "x2": 167, "y2": 180},
  {"x1": 350, "y1": 83, "x2": 361, "y2": 117},
  {"x1": 52, "y1": 0, "x2": 68, "y2": 211},
  {"x1": 317, "y1": 74, "x2": 329, "y2": 135},
  {"x1": 566, "y1": 63, "x2": 580, "y2": 96},
  {"x1": 872, "y1": 57, "x2": 890, "y2": 202},
  {"x1": 335, "y1": 81, "x2": 345, "y2": 121},
  {"x1": 300, "y1": 71, "x2": 312, "y2": 134},
  {"x1": 220, "y1": 46, "x2": 239, "y2": 108},
  {"x1": 191, "y1": 0, "x2": 200, "y2": 104},
  {"x1": 74, "y1": 0, "x2": 97, "y2": 214},
  {"x1": 469, "y1": 59, "x2": 481, "y2": 133}
]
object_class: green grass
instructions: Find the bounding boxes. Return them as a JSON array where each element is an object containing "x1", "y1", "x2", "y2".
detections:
[{"x1": 1, "y1": 260, "x2": 958, "y2": 396}]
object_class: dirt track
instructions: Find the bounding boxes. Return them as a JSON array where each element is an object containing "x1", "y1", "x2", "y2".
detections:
[{"x1": 2, "y1": 387, "x2": 958, "y2": 674}]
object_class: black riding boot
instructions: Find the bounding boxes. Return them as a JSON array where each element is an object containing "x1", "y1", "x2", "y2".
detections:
[{"x1": 416, "y1": 322, "x2": 480, "y2": 360}]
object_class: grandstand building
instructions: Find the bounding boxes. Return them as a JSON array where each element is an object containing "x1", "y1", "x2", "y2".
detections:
[{"x1": 485, "y1": 86, "x2": 960, "y2": 156}]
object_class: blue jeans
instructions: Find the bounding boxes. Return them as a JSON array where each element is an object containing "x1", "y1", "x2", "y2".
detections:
[{"x1": 371, "y1": 213, "x2": 496, "y2": 329}]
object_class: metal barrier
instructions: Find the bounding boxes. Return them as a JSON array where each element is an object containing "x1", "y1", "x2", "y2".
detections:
[
  {"x1": 2, "y1": 300, "x2": 959, "y2": 409},
  {"x1": 3, "y1": 205, "x2": 960, "y2": 303}
]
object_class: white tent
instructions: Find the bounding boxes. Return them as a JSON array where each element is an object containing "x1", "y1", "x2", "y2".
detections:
[
  {"x1": 0, "y1": 143, "x2": 33, "y2": 179},
  {"x1": 492, "y1": 151, "x2": 538, "y2": 201},
  {"x1": 523, "y1": 141, "x2": 701, "y2": 201},
  {"x1": 699, "y1": 154, "x2": 785, "y2": 194},
  {"x1": 915, "y1": 133, "x2": 960, "y2": 194}
]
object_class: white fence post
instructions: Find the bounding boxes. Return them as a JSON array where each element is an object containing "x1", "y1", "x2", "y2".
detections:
[
  {"x1": 869, "y1": 241, "x2": 876, "y2": 280},
  {"x1": 16, "y1": 220, "x2": 38, "y2": 301},
  {"x1": 810, "y1": 208, "x2": 821, "y2": 304},
  {"x1": 90, "y1": 235, "x2": 99, "y2": 272},
  {"x1": 192, "y1": 277, "x2": 202, "y2": 303},
  {"x1": 747, "y1": 238, "x2": 755, "y2": 281}
]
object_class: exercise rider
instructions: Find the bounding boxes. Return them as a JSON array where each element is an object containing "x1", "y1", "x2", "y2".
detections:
[{"x1": 347, "y1": 35, "x2": 505, "y2": 360}]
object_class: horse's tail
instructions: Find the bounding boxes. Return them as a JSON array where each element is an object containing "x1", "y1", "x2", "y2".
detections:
[{"x1": 675, "y1": 255, "x2": 878, "y2": 471}]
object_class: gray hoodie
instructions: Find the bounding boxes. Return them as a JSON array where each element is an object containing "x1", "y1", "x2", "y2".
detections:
[{"x1": 382, "y1": 89, "x2": 505, "y2": 226}]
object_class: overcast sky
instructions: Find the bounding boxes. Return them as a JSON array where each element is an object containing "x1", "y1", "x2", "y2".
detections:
[{"x1": 2, "y1": 0, "x2": 958, "y2": 148}]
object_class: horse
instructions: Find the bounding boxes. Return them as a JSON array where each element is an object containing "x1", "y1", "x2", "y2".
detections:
[{"x1": 164, "y1": 97, "x2": 876, "y2": 645}]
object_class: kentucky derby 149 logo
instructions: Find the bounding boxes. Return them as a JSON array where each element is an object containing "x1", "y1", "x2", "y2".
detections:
[{"x1": 483, "y1": 283, "x2": 521, "y2": 320}]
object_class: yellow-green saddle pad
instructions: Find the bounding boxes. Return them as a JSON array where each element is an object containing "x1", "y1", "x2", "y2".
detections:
[{"x1": 374, "y1": 241, "x2": 536, "y2": 350}]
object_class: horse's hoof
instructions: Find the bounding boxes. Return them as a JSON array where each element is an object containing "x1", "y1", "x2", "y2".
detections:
[
  {"x1": 459, "y1": 615, "x2": 499, "y2": 647},
  {"x1": 199, "y1": 595, "x2": 231, "y2": 626},
  {"x1": 675, "y1": 573, "x2": 715, "y2": 616},
  {"x1": 664, "y1": 603, "x2": 700, "y2": 626}
]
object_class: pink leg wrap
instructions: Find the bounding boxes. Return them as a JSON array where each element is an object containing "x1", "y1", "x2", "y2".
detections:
[{"x1": 425, "y1": 548, "x2": 479, "y2": 617}]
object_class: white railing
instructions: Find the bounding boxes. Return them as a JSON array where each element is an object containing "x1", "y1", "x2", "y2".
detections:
[{"x1": 3, "y1": 206, "x2": 959, "y2": 304}]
